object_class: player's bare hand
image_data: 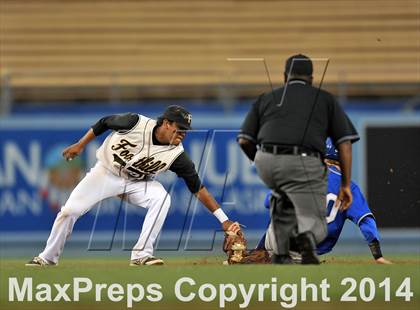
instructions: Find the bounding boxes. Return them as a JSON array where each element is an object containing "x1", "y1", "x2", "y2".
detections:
[
  {"x1": 338, "y1": 186, "x2": 352, "y2": 211},
  {"x1": 222, "y1": 220, "x2": 241, "y2": 234},
  {"x1": 376, "y1": 257, "x2": 393, "y2": 264},
  {"x1": 62, "y1": 143, "x2": 83, "y2": 161}
]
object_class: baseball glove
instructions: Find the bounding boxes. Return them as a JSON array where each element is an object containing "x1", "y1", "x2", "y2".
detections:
[{"x1": 223, "y1": 222, "x2": 247, "y2": 264}]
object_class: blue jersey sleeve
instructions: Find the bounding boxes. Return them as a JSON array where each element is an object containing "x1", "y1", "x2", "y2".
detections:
[
  {"x1": 358, "y1": 216, "x2": 380, "y2": 244},
  {"x1": 264, "y1": 192, "x2": 271, "y2": 209},
  {"x1": 347, "y1": 182, "x2": 374, "y2": 225}
]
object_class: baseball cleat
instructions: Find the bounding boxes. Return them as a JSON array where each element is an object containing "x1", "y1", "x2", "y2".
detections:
[
  {"x1": 25, "y1": 256, "x2": 57, "y2": 267},
  {"x1": 130, "y1": 256, "x2": 164, "y2": 266}
]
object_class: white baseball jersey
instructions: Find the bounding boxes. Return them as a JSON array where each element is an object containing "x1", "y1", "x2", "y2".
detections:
[
  {"x1": 37, "y1": 110, "x2": 193, "y2": 265},
  {"x1": 96, "y1": 115, "x2": 184, "y2": 180}
]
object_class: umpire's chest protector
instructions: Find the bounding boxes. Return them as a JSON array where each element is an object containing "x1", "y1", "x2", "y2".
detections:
[{"x1": 96, "y1": 115, "x2": 184, "y2": 180}]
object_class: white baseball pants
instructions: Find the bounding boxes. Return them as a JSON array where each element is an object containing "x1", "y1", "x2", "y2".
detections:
[{"x1": 39, "y1": 161, "x2": 171, "y2": 263}]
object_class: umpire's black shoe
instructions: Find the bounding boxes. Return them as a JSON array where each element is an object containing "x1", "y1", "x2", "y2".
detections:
[
  {"x1": 296, "y1": 232, "x2": 320, "y2": 265},
  {"x1": 271, "y1": 254, "x2": 294, "y2": 264}
]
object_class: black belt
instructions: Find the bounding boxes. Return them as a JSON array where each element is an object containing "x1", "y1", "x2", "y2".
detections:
[{"x1": 260, "y1": 144, "x2": 322, "y2": 158}]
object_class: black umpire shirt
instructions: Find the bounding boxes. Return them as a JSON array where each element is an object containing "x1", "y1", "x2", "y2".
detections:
[{"x1": 238, "y1": 79, "x2": 360, "y2": 153}]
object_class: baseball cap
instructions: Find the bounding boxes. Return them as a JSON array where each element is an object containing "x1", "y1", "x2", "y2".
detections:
[
  {"x1": 284, "y1": 54, "x2": 313, "y2": 76},
  {"x1": 160, "y1": 105, "x2": 192, "y2": 130},
  {"x1": 325, "y1": 138, "x2": 339, "y2": 161}
]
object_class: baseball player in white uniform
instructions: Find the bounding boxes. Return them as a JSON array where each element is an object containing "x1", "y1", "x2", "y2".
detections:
[{"x1": 27, "y1": 106, "x2": 240, "y2": 266}]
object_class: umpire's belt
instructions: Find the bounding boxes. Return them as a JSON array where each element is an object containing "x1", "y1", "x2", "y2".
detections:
[{"x1": 260, "y1": 144, "x2": 321, "y2": 158}]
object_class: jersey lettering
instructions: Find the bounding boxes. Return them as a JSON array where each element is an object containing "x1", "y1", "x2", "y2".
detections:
[
  {"x1": 97, "y1": 116, "x2": 183, "y2": 179},
  {"x1": 325, "y1": 193, "x2": 339, "y2": 224},
  {"x1": 126, "y1": 166, "x2": 145, "y2": 179},
  {"x1": 111, "y1": 139, "x2": 137, "y2": 161},
  {"x1": 112, "y1": 154, "x2": 127, "y2": 167},
  {"x1": 111, "y1": 139, "x2": 137, "y2": 151},
  {"x1": 131, "y1": 157, "x2": 167, "y2": 175}
]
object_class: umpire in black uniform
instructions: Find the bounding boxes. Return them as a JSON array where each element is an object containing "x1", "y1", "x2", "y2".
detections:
[{"x1": 238, "y1": 54, "x2": 359, "y2": 264}]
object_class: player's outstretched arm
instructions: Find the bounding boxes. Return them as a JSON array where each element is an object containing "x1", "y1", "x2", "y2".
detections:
[
  {"x1": 62, "y1": 113, "x2": 138, "y2": 161},
  {"x1": 375, "y1": 257, "x2": 393, "y2": 264},
  {"x1": 369, "y1": 241, "x2": 393, "y2": 264},
  {"x1": 62, "y1": 128, "x2": 96, "y2": 161},
  {"x1": 195, "y1": 186, "x2": 240, "y2": 233},
  {"x1": 359, "y1": 217, "x2": 393, "y2": 264},
  {"x1": 171, "y1": 152, "x2": 241, "y2": 233}
]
